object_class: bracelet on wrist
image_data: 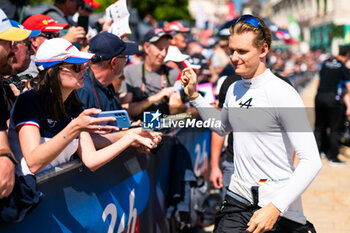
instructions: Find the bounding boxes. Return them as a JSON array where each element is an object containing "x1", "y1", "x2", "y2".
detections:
[
  {"x1": 189, "y1": 92, "x2": 200, "y2": 100},
  {"x1": 0, "y1": 153, "x2": 18, "y2": 166}
]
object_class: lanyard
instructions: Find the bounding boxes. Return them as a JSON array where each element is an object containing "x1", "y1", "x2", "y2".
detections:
[
  {"x1": 87, "y1": 67, "x2": 102, "y2": 109},
  {"x1": 141, "y1": 63, "x2": 170, "y2": 94},
  {"x1": 87, "y1": 67, "x2": 122, "y2": 109}
]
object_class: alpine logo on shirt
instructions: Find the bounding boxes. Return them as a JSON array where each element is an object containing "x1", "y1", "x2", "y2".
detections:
[
  {"x1": 47, "y1": 118, "x2": 57, "y2": 128},
  {"x1": 239, "y1": 98, "x2": 253, "y2": 108}
]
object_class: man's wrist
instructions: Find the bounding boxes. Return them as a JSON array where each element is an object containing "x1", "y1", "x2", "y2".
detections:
[
  {"x1": 0, "y1": 153, "x2": 18, "y2": 166},
  {"x1": 189, "y1": 92, "x2": 200, "y2": 100}
]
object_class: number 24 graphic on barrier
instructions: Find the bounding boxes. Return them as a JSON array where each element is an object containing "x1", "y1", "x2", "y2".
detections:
[
  {"x1": 194, "y1": 140, "x2": 208, "y2": 177},
  {"x1": 102, "y1": 189, "x2": 137, "y2": 233}
]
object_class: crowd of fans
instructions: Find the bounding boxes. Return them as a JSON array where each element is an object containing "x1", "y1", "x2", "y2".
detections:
[{"x1": 0, "y1": 0, "x2": 330, "y2": 227}]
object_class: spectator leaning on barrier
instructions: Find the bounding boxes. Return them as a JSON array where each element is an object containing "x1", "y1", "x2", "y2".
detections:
[
  {"x1": 0, "y1": 7, "x2": 29, "y2": 207},
  {"x1": 8, "y1": 38, "x2": 161, "y2": 179},
  {"x1": 77, "y1": 32, "x2": 138, "y2": 115},
  {"x1": 120, "y1": 28, "x2": 184, "y2": 120},
  {"x1": 181, "y1": 14, "x2": 321, "y2": 233},
  {"x1": 20, "y1": 14, "x2": 69, "y2": 78}
]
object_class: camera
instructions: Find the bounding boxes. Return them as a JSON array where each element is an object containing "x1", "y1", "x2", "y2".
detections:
[{"x1": 2, "y1": 75, "x2": 32, "y2": 92}]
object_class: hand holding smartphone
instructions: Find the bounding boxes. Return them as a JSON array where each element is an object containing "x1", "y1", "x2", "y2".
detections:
[{"x1": 93, "y1": 110, "x2": 131, "y2": 129}]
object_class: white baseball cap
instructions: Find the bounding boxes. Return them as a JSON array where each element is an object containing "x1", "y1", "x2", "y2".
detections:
[
  {"x1": 164, "y1": 46, "x2": 189, "y2": 63},
  {"x1": 35, "y1": 38, "x2": 95, "y2": 71},
  {"x1": 0, "y1": 9, "x2": 31, "y2": 41}
]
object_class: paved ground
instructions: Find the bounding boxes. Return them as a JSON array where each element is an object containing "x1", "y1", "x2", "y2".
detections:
[
  {"x1": 205, "y1": 77, "x2": 350, "y2": 232},
  {"x1": 300, "y1": 77, "x2": 350, "y2": 233}
]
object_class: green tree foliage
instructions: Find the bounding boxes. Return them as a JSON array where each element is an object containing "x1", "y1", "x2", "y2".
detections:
[
  {"x1": 29, "y1": 0, "x2": 192, "y2": 21},
  {"x1": 332, "y1": 24, "x2": 344, "y2": 39},
  {"x1": 131, "y1": 0, "x2": 191, "y2": 21},
  {"x1": 29, "y1": 0, "x2": 52, "y2": 5}
]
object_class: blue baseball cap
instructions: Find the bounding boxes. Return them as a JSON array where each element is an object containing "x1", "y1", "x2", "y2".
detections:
[
  {"x1": 10, "y1": 20, "x2": 40, "y2": 38},
  {"x1": 89, "y1": 32, "x2": 139, "y2": 62}
]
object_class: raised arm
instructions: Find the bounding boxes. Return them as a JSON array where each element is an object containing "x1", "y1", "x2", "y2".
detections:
[
  {"x1": 181, "y1": 67, "x2": 231, "y2": 135},
  {"x1": 18, "y1": 109, "x2": 117, "y2": 174},
  {"x1": 121, "y1": 87, "x2": 176, "y2": 118},
  {"x1": 78, "y1": 128, "x2": 162, "y2": 171}
]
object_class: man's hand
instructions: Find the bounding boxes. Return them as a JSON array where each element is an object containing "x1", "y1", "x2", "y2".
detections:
[
  {"x1": 210, "y1": 166, "x2": 223, "y2": 189},
  {"x1": 62, "y1": 26, "x2": 86, "y2": 44},
  {"x1": 149, "y1": 87, "x2": 175, "y2": 103},
  {"x1": 0, "y1": 156, "x2": 15, "y2": 199},
  {"x1": 246, "y1": 203, "x2": 281, "y2": 233},
  {"x1": 101, "y1": 19, "x2": 113, "y2": 33},
  {"x1": 181, "y1": 68, "x2": 199, "y2": 100}
]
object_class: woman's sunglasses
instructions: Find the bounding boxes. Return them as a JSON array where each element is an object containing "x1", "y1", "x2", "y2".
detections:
[
  {"x1": 235, "y1": 15, "x2": 267, "y2": 43},
  {"x1": 60, "y1": 63, "x2": 86, "y2": 73}
]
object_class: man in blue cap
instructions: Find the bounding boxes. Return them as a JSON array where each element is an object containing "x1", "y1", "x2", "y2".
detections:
[
  {"x1": 77, "y1": 32, "x2": 155, "y2": 153},
  {"x1": 77, "y1": 31, "x2": 138, "y2": 113}
]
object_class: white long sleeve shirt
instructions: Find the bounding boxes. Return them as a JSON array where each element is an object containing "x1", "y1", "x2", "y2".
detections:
[{"x1": 191, "y1": 69, "x2": 322, "y2": 223}]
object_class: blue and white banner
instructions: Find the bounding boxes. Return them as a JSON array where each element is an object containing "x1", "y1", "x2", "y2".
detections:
[{"x1": 2, "y1": 128, "x2": 210, "y2": 233}]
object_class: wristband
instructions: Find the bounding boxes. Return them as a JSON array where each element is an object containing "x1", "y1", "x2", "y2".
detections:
[
  {"x1": 189, "y1": 92, "x2": 200, "y2": 100},
  {"x1": 0, "y1": 153, "x2": 18, "y2": 166}
]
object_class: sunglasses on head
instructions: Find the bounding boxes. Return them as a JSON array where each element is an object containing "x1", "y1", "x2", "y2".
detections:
[
  {"x1": 38, "y1": 33, "x2": 60, "y2": 40},
  {"x1": 60, "y1": 63, "x2": 86, "y2": 73},
  {"x1": 235, "y1": 15, "x2": 267, "y2": 43}
]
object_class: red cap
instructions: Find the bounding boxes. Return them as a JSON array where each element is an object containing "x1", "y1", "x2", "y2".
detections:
[
  {"x1": 164, "y1": 21, "x2": 190, "y2": 33},
  {"x1": 83, "y1": 0, "x2": 100, "y2": 8},
  {"x1": 23, "y1": 14, "x2": 69, "y2": 32}
]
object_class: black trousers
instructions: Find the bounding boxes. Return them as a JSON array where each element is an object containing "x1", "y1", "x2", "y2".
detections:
[
  {"x1": 314, "y1": 92, "x2": 344, "y2": 160},
  {"x1": 214, "y1": 194, "x2": 316, "y2": 233}
]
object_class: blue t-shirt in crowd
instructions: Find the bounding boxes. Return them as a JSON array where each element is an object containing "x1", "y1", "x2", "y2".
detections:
[{"x1": 77, "y1": 69, "x2": 123, "y2": 111}]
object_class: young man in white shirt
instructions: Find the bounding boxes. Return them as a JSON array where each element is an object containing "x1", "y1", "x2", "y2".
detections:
[{"x1": 181, "y1": 15, "x2": 321, "y2": 233}]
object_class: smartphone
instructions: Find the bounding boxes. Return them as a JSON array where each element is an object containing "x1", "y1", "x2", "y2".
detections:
[
  {"x1": 77, "y1": 15, "x2": 89, "y2": 34},
  {"x1": 94, "y1": 110, "x2": 131, "y2": 129}
]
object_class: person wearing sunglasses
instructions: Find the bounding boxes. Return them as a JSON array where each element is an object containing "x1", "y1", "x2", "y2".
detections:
[
  {"x1": 0, "y1": 8, "x2": 30, "y2": 222},
  {"x1": 15, "y1": 14, "x2": 70, "y2": 80},
  {"x1": 181, "y1": 15, "x2": 321, "y2": 233},
  {"x1": 1, "y1": 20, "x2": 38, "y2": 111},
  {"x1": 77, "y1": 32, "x2": 138, "y2": 120},
  {"x1": 8, "y1": 38, "x2": 161, "y2": 182}
]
